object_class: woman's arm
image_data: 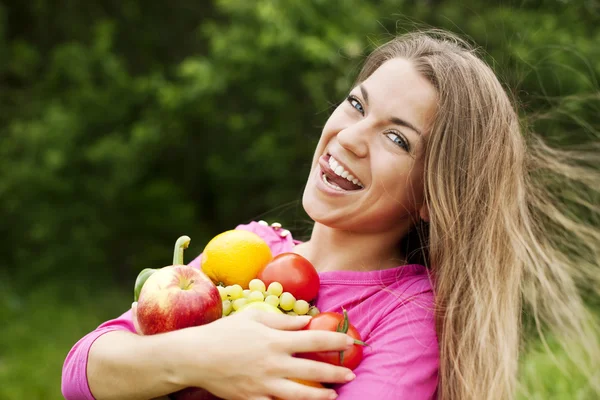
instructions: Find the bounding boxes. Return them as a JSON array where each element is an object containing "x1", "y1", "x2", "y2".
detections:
[
  {"x1": 61, "y1": 309, "x2": 138, "y2": 399},
  {"x1": 63, "y1": 307, "x2": 356, "y2": 400},
  {"x1": 63, "y1": 308, "x2": 180, "y2": 400},
  {"x1": 86, "y1": 329, "x2": 185, "y2": 400}
]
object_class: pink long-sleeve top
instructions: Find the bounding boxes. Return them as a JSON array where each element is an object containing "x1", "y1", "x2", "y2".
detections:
[{"x1": 62, "y1": 221, "x2": 439, "y2": 399}]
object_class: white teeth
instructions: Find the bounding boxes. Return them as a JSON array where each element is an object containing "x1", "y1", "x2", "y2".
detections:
[{"x1": 327, "y1": 156, "x2": 364, "y2": 187}]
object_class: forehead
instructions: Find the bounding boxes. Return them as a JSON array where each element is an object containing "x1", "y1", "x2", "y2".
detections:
[{"x1": 360, "y1": 58, "x2": 438, "y2": 133}]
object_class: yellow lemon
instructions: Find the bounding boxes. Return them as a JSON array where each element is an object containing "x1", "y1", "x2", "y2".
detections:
[
  {"x1": 236, "y1": 301, "x2": 283, "y2": 314},
  {"x1": 201, "y1": 230, "x2": 272, "y2": 288}
]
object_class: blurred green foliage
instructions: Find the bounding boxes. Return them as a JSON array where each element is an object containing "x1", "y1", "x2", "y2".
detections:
[{"x1": 0, "y1": 0, "x2": 598, "y2": 398}]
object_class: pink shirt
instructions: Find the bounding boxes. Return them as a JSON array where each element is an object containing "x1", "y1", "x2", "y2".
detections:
[{"x1": 62, "y1": 221, "x2": 439, "y2": 399}]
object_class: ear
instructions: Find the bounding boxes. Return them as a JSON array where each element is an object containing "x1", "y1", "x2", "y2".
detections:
[{"x1": 419, "y1": 202, "x2": 430, "y2": 223}]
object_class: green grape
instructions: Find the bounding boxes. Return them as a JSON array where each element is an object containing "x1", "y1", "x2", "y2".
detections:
[
  {"x1": 308, "y1": 306, "x2": 320, "y2": 316},
  {"x1": 279, "y1": 292, "x2": 296, "y2": 311},
  {"x1": 242, "y1": 289, "x2": 251, "y2": 298},
  {"x1": 287, "y1": 311, "x2": 298, "y2": 316},
  {"x1": 222, "y1": 300, "x2": 233, "y2": 316},
  {"x1": 264, "y1": 295, "x2": 280, "y2": 308},
  {"x1": 232, "y1": 298, "x2": 248, "y2": 311},
  {"x1": 266, "y1": 282, "x2": 284, "y2": 297},
  {"x1": 225, "y1": 284, "x2": 243, "y2": 300},
  {"x1": 217, "y1": 286, "x2": 228, "y2": 301},
  {"x1": 293, "y1": 299, "x2": 310, "y2": 315},
  {"x1": 248, "y1": 279, "x2": 266, "y2": 293},
  {"x1": 248, "y1": 291, "x2": 264, "y2": 303}
]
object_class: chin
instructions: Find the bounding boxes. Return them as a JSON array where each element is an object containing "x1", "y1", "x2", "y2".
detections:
[
  {"x1": 301, "y1": 184, "x2": 321, "y2": 222},
  {"x1": 301, "y1": 170, "x2": 356, "y2": 229},
  {"x1": 302, "y1": 185, "x2": 333, "y2": 225},
  {"x1": 301, "y1": 189, "x2": 350, "y2": 230}
]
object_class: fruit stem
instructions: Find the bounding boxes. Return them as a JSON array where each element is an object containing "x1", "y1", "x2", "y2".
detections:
[
  {"x1": 182, "y1": 279, "x2": 195, "y2": 290},
  {"x1": 173, "y1": 235, "x2": 191, "y2": 265},
  {"x1": 336, "y1": 308, "x2": 369, "y2": 366}
]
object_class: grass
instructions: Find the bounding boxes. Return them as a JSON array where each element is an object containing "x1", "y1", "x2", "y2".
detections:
[
  {"x1": 518, "y1": 337, "x2": 598, "y2": 400},
  {"x1": 0, "y1": 282, "x2": 597, "y2": 399},
  {"x1": 0, "y1": 281, "x2": 130, "y2": 400}
]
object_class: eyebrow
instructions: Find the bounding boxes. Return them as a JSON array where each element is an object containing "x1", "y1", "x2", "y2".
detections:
[{"x1": 359, "y1": 84, "x2": 423, "y2": 136}]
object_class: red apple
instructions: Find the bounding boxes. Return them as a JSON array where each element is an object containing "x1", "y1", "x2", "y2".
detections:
[{"x1": 136, "y1": 236, "x2": 223, "y2": 335}]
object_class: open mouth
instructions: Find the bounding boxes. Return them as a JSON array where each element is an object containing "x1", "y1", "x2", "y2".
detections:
[{"x1": 320, "y1": 154, "x2": 364, "y2": 191}]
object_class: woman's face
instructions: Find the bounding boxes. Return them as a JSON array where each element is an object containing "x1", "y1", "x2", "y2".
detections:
[{"x1": 302, "y1": 58, "x2": 437, "y2": 234}]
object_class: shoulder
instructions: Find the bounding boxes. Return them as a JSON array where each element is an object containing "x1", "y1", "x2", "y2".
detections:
[
  {"x1": 380, "y1": 271, "x2": 436, "y2": 337},
  {"x1": 373, "y1": 274, "x2": 436, "y2": 338},
  {"x1": 359, "y1": 271, "x2": 436, "y2": 358},
  {"x1": 388, "y1": 271, "x2": 435, "y2": 309}
]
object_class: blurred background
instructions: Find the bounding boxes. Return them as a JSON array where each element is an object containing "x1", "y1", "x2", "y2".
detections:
[{"x1": 0, "y1": 0, "x2": 598, "y2": 398}]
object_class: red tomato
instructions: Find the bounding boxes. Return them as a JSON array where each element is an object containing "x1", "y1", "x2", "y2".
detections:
[
  {"x1": 257, "y1": 253, "x2": 320, "y2": 302},
  {"x1": 298, "y1": 311, "x2": 365, "y2": 370}
]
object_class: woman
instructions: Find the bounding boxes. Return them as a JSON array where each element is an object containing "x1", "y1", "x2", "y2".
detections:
[{"x1": 62, "y1": 30, "x2": 600, "y2": 400}]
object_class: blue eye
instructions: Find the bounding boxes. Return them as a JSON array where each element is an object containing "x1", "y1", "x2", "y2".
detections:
[
  {"x1": 347, "y1": 96, "x2": 364, "y2": 115},
  {"x1": 385, "y1": 132, "x2": 410, "y2": 152}
]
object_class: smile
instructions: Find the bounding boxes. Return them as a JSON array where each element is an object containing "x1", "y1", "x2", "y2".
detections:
[
  {"x1": 319, "y1": 154, "x2": 364, "y2": 192},
  {"x1": 328, "y1": 156, "x2": 364, "y2": 187}
]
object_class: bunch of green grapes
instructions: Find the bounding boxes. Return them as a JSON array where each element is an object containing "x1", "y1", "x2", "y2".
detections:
[{"x1": 217, "y1": 279, "x2": 320, "y2": 317}]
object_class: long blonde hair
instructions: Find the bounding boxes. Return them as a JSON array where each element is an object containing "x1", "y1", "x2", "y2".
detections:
[{"x1": 356, "y1": 30, "x2": 600, "y2": 399}]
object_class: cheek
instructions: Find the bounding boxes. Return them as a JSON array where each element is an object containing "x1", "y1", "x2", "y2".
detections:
[
  {"x1": 378, "y1": 159, "x2": 426, "y2": 208},
  {"x1": 321, "y1": 106, "x2": 350, "y2": 138},
  {"x1": 405, "y1": 163, "x2": 426, "y2": 205},
  {"x1": 310, "y1": 120, "x2": 341, "y2": 169}
]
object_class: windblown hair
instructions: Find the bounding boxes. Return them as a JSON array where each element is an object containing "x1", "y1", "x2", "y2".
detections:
[{"x1": 356, "y1": 30, "x2": 600, "y2": 399}]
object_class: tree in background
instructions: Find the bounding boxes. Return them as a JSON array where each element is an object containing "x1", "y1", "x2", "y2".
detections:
[{"x1": 2, "y1": 0, "x2": 597, "y2": 286}]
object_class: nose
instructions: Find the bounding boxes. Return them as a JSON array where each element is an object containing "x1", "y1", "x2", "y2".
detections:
[{"x1": 337, "y1": 121, "x2": 369, "y2": 158}]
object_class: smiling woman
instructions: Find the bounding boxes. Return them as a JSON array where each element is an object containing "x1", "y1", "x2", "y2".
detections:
[
  {"x1": 61, "y1": 29, "x2": 600, "y2": 400},
  {"x1": 303, "y1": 58, "x2": 434, "y2": 240}
]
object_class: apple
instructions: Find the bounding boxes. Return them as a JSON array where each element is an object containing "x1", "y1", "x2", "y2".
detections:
[{"x1": 136, "y1": 236, "x2": 223, "y2": 335}]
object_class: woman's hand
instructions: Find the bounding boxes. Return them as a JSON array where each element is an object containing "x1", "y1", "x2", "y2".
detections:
[{"x1": 133, "y1": 304, "x2": 354, "y2": 400}]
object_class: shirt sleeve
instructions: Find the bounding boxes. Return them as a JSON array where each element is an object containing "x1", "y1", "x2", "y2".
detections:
[
  {"x1": 335, "y1": 290, "x2": 439, "y2": 399},
  {"x1": 61, "y1": 309, "x2": 136, "y2": 400}
]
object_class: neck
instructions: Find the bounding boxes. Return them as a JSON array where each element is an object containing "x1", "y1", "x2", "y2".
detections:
[{"x1": 294, "y1": 221, "x2": 411, "y2": 273}]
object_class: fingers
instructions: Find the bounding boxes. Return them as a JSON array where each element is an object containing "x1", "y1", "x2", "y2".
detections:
[
  {"x1": 282, "y1": 330, "x2": 353, "y2": 353},
  {"x1": 284, "y1": 358, "x2": 355, "y2": 385},
  {"x1": 270, "y1": 378, "x2": 338, "y2": 400},
  {"x1": 247, "y1": 310, "x2": 312, "y2": 331}
]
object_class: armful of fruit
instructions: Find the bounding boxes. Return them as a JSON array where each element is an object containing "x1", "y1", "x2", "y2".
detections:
[{"x1": 130, "y1": 232, "x2": 367, "y2": 400}]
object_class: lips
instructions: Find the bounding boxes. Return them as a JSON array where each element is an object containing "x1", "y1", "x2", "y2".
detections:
[{"x1": 318, "y1": 154, "x2": 363, "y2": 191}]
